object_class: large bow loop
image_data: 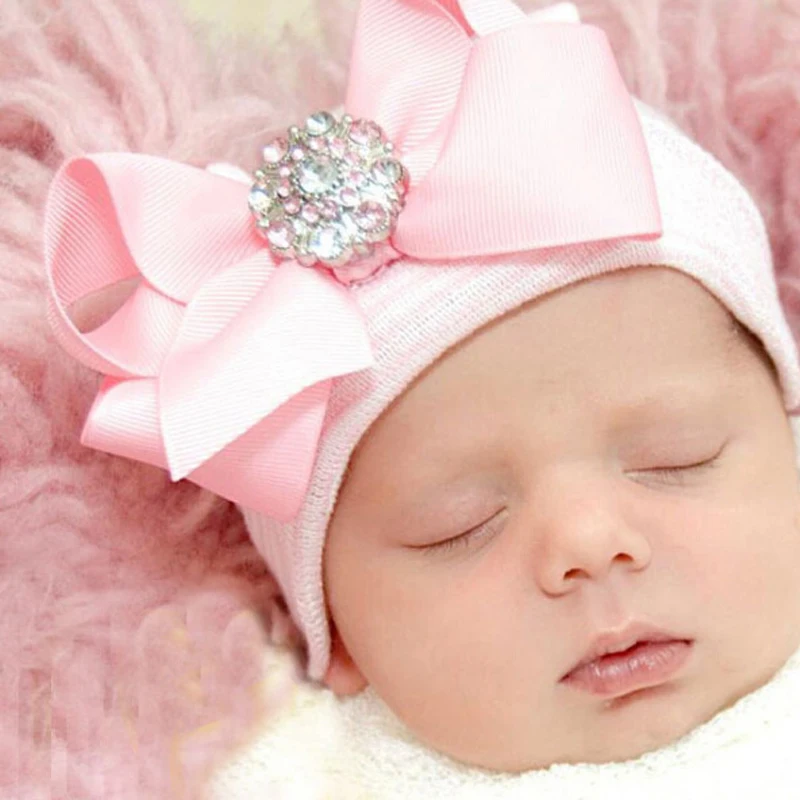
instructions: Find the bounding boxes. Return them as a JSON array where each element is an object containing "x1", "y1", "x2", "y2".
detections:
[
  {"x1": 346, "y1": 0, "x2": 472, "y2": 183},
  {"x1": 44, "y1": 154, "x2": 375, "y2": 520},
  {"x1": 345, "y1": 0, "x2": 530, "y2": 170},
  {"x1": 346, "y1": 0, "x2": 662, "y2": 255},
  {"x1": 44, "y1": 154, "x2": 264, "y2": 377}
]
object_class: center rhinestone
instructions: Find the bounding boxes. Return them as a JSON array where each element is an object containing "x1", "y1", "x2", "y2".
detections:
[
  {"x1": 250, "y1": 110, "x2": 409, "y2": 272},
  {"x1": 297, "y1": 156, "x2": 339, "y2": 196}
]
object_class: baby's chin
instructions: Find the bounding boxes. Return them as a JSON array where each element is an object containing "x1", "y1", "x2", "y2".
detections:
[
  {"x1": 420, "y1": 699, "x2": 702, "y2": 774},
  {"x1": 424, "y1": 656, "x2": 786, "y2": 774},
  {"x1": 394, "y1": 676, "x2": 718, "y2": 773}
]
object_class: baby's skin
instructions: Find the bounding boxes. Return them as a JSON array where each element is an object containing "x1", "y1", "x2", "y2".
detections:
[{"x1": 323, "y1": 265, "x2": 800, "y2": 772}]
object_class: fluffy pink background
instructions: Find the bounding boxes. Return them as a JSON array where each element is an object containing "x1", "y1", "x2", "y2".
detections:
[{"x1": 3, "y1": 0, "x2": 800, "y2": 796}]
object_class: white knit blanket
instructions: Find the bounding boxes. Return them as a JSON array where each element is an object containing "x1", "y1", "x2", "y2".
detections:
[{"x1": 208, "y1": 640, "x2": 800, "y2": 799}]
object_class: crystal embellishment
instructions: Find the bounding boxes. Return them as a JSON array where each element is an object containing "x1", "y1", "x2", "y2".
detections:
[
  {"x1": 250, "y1": 111, "x2": 409, "y2": 271},
  {"x1": 297, "y1": 156, "x2": 339, "y2": 196}
]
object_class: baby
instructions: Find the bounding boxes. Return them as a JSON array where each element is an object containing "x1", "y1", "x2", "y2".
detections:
[
  {"x1": 42, "y1": 0, "x2": 800, "y2": 790},
  {"x1": 323, "y1": 264, "x2": 800, "y2": 772}
]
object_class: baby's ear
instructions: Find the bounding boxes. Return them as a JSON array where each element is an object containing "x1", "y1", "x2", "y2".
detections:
[{"x1": 322, "y1": 625, "x2": 368, "y2": 696}]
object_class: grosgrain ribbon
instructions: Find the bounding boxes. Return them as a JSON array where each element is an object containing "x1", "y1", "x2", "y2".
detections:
[
  {"x1": 347, "y1": 0, "x2": 661, "y2": 255},
  {"x1": 43, "y1": 0, "x2": 662, "y2": 522}
]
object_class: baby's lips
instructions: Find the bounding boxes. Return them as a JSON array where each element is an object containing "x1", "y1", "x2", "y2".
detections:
[{"x1": 561, "y1": 621, "x2": 692, "y2": 678}]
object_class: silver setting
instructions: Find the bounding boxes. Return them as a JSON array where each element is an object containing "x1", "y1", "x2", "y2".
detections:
[{"x1": 249, "y1": 111, "x2": 409, "y2": 270}]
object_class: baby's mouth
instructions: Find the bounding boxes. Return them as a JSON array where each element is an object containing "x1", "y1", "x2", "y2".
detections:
[{"x1": 560, "y1": 623, "x2": 694, "y2": 698}]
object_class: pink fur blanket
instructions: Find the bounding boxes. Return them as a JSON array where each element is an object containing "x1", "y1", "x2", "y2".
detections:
[{"x1": 3, "y1": 0, "x2": 800, "y2": 796}]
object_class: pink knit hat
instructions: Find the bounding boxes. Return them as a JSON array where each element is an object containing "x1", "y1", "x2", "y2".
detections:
[{"x1": 43, "y1": 0, "x2": 800, "y2": 681}]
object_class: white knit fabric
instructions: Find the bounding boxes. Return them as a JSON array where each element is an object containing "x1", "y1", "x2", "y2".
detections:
[{"x1": 240, "y1": 96, "x2": 800, "y2": 681}]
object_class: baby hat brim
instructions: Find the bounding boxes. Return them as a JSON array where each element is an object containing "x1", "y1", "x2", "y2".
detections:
[{"x1": 240, "y1": 99, "x2": 800, "y2": 681}]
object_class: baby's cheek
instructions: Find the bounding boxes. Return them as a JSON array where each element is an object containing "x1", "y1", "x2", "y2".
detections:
[
  {"x1": 668, "y1": 507, "x2": 754, "y2": 603},
  {"x1": 368, "y1": 557, "x2": 486, "y2": 647},
  {"x1": 414, "y1": 575, "x2": 521, "y2": 683},
  {"x1": 679, "y1": 494, "x2": 799, "y2": 641}
]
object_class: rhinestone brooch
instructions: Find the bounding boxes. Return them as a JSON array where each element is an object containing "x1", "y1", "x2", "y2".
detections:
[{"x1": 249, "y1": 111, "x2": 409, "y2": 271}]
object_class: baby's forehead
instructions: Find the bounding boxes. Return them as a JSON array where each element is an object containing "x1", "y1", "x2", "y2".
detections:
[
  {"x1": 419, "y1": 270, "x2": 749, "y2": 386},
  {"x1": 350, "y1": 270, "x2": 779, "y2": 472}
]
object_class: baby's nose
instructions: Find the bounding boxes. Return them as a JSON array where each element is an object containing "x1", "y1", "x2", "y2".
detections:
[{"x1": 525, "y1": 468, "x2": 652, "y2": 596}]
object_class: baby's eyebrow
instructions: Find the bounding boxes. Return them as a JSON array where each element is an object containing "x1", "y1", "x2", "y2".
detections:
[
  {"x1": 382, "y1": 381, "x2": 729, "y2": 520},
  {"x1": 618, "y1": 387, "x2": 712, "y2": 418},
  {"x1": 385, "y1": 473, "x2": 505, "y2": 534},
  {"x1": 608, "y1": 384, "x2": 727, "y2": 436}
]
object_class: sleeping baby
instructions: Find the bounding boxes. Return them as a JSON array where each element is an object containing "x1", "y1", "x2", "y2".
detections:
[{"x1": 42, "y1": 0, "x2": 800, "y2": 795}]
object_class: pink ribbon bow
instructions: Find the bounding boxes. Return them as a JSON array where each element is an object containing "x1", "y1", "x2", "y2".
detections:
[{"x1": 43, "y1": 0, "x2": 661, "y2": 522}]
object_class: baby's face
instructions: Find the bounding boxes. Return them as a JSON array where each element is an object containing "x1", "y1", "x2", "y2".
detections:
[{"x1": 323, "y1": 266, "x2": 800, "y2": 771}]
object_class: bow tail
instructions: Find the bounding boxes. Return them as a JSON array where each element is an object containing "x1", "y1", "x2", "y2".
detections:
[
  {"x1": 82, "y1": 374, "x2": 332, "y2": 521},
  {"x1": 188, "y1": 380, "x2": 333, "y2": 520}
]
